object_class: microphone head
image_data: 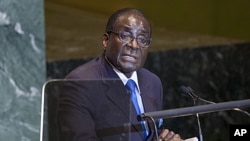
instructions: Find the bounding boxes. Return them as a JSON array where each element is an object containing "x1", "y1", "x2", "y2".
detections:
[
  {"x1": 178, "y1": 86, "x2": 197, "y2": 100},
  {"x1": 186, "y1": 86, "x2": 194, "y2": 93},
  {"x1": 178, "y1": 86, "x2": 191, "y2": 96}
]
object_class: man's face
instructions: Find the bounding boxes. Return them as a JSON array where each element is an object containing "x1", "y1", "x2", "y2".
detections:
[{"x1": 103, "y1": 13, "x2": 151, "y2": 76}]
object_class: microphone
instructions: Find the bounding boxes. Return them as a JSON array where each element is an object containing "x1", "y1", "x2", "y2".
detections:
[
  {"x1": 179, "y1": 86, "x2": 250, "y2": 117},
  {"x1": 178, "y1": 86, "x2": 203, "y2": 141}
]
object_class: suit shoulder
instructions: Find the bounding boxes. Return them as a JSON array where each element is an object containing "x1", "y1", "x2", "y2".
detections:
[
  {"x1": 65, "y1": 58, "x2": 101, "y2": 79},
  {"x1": 139, "y1": 68, "x2": 161, "y2": 82}
]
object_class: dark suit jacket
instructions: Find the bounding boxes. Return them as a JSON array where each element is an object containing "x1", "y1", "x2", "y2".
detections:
[{"x1": 58, "y1": 55, "x2": 163, "y2": 141}]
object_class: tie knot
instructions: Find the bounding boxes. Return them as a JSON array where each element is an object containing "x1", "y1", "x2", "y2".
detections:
[{"x1": 125, "y1": 79, "x2": 136, "y2": 92}]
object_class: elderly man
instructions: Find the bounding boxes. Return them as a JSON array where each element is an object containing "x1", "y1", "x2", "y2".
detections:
[{"x1": 58, "y1": 8, "x2": 183, "y2": 141}]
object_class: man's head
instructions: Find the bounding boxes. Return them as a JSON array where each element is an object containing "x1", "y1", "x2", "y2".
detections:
[{"x1": 102, "y1": 8, "x2": 152, "y2": 77}]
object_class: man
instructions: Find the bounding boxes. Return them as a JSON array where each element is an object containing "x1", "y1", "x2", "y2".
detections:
[{"x1": 58, "y1": 8, "x2": 183, "y2": 141}]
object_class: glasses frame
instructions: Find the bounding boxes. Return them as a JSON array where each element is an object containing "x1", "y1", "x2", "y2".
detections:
[{"x1": 108, "y1": 30, "x2": 152, "y2": 48}]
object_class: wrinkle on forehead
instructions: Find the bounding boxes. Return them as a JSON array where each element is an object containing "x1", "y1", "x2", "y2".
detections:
[{"x1": 115, "y1": 14, "x2": 149, "y2": 34}]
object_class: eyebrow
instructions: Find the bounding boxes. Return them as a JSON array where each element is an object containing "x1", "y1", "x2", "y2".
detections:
[{"x1": 119, "y1": 26, "x2": 149, "y2": 35}]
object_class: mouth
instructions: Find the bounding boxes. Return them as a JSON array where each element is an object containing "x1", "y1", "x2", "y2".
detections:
[{"x1": 122, "y1": 54, "x2": 137, "y2": 61}]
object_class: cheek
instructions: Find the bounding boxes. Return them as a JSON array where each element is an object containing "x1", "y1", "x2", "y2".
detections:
[{"x1": 106, "y1": 43, "x2": 123, "y2": 63}]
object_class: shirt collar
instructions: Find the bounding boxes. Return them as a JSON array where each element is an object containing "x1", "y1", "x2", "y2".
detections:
[
  {"x1": 114, "y1": 69, "x2": 140, "y2": 93},
  {"x1": 105, "y1": 56, "x2": 140, "y2": 92}
]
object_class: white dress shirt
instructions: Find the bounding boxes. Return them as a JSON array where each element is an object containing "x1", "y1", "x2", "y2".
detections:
[{"x1": 112, "y1": 68, "x2": 145, "y2": 114}]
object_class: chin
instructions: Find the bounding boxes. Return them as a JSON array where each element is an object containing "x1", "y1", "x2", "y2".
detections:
[
  {"x1": 118, "y1": 61, "x2": 141, "y2": 72},
  {"x1": 123, "y1": 66, "x2": 140, "y2": 73}
]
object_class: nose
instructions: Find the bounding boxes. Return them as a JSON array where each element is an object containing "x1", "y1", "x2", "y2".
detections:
[{"x1": 127, "y1": 38, "x2": 139, "y2": 49}]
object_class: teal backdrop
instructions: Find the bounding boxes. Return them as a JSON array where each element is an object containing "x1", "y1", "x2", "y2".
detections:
[{"x1": 0, "y1": 0, "x2": 45, "y2": 140}]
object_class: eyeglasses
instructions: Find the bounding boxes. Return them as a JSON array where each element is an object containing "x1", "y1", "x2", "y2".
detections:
[{"x1": 108, "y1": 30, "x2": 151, "y2": 48}]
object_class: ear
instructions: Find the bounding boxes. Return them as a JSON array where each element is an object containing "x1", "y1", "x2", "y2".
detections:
[{"x1": 102, "y1": 33, "x2": 109, "y2": 51}]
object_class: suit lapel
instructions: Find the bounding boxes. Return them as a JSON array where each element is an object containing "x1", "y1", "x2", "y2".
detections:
[
  {"x1": 137, "y1": 70, "x2": 154, "y2": 113},
  {"x1": 103, "y1": 79, "x2": 144, "y2": 139},
  {"x1": 99, "y1": 56, "x2": 136, "y2": 119},
  {"x1": 103, "y1": 80, "x2": 132, "y2": 119},
  {"x1": 99, "y1": 57, "x2": 145, "y2": 139}
]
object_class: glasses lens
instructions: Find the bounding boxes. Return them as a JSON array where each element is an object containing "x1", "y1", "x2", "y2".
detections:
[
  {"x1": 117, "y1": 31, "x2": 151, "y2": 47},
  {"x1": 119, "y1": 31, "x2": 132, "y2": 42},
  {"x1": 137, "y1": 36, "x2": 151, "y2": 47}
]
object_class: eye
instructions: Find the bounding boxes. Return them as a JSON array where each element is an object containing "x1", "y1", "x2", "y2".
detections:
[
  {"x1": 137, "y1": 36, "x2": 150, "y2": 46},
  {"x1": 119, "y1": 32, "x2": 132, "y2": 41}
]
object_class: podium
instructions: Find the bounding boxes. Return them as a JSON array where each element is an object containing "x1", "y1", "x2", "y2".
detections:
[{"x1": 40, "y1": 80, "x2": 250, "y2": 141}]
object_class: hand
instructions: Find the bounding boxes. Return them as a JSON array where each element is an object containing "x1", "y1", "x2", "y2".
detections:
[{"x1": 155, "y1": 129, "x2": 184, "y2": 141}]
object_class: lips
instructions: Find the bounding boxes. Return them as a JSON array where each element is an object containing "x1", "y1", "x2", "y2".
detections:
[{"x1": 122, "y1": 54, "x2": 137, "y2": 61}]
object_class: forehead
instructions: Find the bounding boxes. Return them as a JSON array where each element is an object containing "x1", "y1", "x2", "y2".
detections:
[{"x1": 114, "y1": 12, "x2": 151, "y2": 33}]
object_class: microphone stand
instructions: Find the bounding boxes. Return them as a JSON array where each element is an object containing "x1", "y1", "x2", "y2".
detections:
[
  {"x1": 192, "y1": 97, "x2": 203, "y2": 141},
  {"x1": 186, "y1": 86, "x2": 250, "y2": 118},
  {"x1": 186, "y1": 86, "x2": 250, "y2": 141},
  {"x1": 138, "y1": 99, "x2": 250, "y2": 141},
  {"x1": 180, "y1": 86, "x2": 204, "y2": 141},
  {"x1": 178, "y1": 85, "x2": 250, "y2": 141}
]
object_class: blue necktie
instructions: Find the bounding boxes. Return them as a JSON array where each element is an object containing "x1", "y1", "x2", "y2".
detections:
[{"x1": 126, "y1": 79, "x2": 148, "y2": 140}]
